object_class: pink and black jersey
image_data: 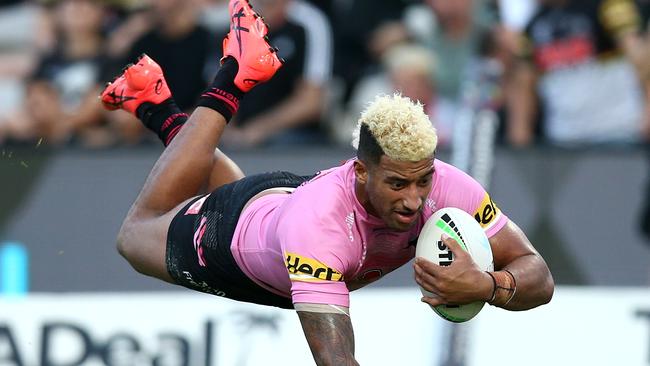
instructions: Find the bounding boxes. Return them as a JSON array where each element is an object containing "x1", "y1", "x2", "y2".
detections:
[{"x1": 230, "y1": 159, "x2": 508, "y2": 308}]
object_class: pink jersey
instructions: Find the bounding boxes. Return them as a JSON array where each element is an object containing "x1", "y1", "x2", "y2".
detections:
[{"x1": 231, "y1": 159, "x2": 508, "y2": 307}]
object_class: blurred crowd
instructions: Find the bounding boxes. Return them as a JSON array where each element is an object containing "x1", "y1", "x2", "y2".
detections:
[{"x1": 1, "y1": 0, "x2": 650, "y2": 150}]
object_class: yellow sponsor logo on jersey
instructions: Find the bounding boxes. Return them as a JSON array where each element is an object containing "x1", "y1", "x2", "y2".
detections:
[
  {"x1": 284, "y1": 252, "x2": 343, "y2": 282},
  {"x1": 473, "y1": 193, "x2": 500, "y2": 229}
]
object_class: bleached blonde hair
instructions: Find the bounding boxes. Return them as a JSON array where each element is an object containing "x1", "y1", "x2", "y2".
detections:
[{"x1": 352, "y1": 93, "x2": 437, "y2": 162}]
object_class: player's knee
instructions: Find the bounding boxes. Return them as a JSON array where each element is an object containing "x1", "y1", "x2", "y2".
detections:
[
  {"x1": 116, "y1": 215, "x2": 166, "y2": 278},
  {"x1": 116, "y1": 223, "x2": 132, "y2": 260},
  {"x1": 116, "y1": 219, "x2": 143, "y2": 271}
]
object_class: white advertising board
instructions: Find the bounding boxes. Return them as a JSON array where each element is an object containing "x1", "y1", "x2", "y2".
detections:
[
  {"x1": 1, "y1": 287, "x2": 648, "y2": 366},
  {"x1": 469, "y1": 287, "x2": 650, "y2": 366},
  {"x1": 0, "y1": 288, "x2": 443, "y2": 366}
]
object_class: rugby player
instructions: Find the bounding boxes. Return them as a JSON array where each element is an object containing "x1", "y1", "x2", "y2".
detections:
[{"x1": 100, "y1": 1, "x2": 554, "y2": 364}]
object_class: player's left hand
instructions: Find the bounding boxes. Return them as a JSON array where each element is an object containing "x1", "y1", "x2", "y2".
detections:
[{"x1": 413, "y1": 234, "x2": 493, "y2": 307}]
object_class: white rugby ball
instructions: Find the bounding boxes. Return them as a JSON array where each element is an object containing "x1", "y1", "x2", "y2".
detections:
[{"x1": 416, "y1": 207, "x2": 494, "y2": 322}]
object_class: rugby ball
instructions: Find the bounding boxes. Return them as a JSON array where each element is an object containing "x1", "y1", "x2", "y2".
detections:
[{"x1": 416, "y1": 207, "x2": 494, "y2": 322}]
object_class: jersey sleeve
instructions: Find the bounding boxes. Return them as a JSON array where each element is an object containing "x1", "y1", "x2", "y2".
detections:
[
  {"x1": 433, "y1": 162, "x2": 508, "y2": 238},
  {"x1": 470, "y1": 191, "x2": 508, "y2": 237},
  {"x1": 277, "y1": 199, "x2": 357, "y2": 308}
]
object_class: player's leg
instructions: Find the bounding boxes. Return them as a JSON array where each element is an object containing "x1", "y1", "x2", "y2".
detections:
[
  {"x1": 103, "y1": 55, "x2": 245, "y2": 192},
  {"x1": 116, "y1": 106, "x2": 229, "y2": 281},
  {"x1": 100, "y1": 0, "x2": 282, "y2": 281},
  {"x1": 205, "y1": 148, "x2": 245, "y2": 191}
]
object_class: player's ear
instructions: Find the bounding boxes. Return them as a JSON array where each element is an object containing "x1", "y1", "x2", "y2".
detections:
[{"x1": 354, "y1": 160, "x2": 369, "y2": 185}]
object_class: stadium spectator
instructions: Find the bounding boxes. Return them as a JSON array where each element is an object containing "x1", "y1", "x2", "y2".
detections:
[
  {"x1": 405, "y1": 0, "x2": 500, "y2": 111},
  {"x1": 392, "y1": 0, "x2": 515, "y2": 148},
  {"x1": 336, "y1": 43, "x2": 457, "y2": 148},
  {"x1": 506, "y1": 0, "x2": 650, "y2": 147},
  {"x1": 100, "y1": 2, "x2": 554, "y2": 363},
  {"x1": 332, "y1": 0, "x2": 412, "y2": 101},
  {"x1": 99, "y1": 0, "x2": 217, "y2": 146},
  {"x1": 103, "y1": 2, "x2": 152, "y2": 60},
  {"x1": 220, "y1": 0, "x2": 334, "y2": 148},
  {"x1": 2, "y1": 0, "x2": 107, "y2": 145},
  {"x1": 0, "y1": 0, "x2": 53, "y2": 143},
  {"x1": 122, "y1": 0, "x2": 215, "y2": 112}
]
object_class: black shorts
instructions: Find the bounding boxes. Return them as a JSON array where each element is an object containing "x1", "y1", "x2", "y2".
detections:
[{"x1": 165, "y1": 171, "x2": 310, "y2": 309}]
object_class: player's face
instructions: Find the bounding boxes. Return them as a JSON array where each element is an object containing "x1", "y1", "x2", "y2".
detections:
[{"x1": 357, "y1": 155, "x2": 435, "y2": 232}]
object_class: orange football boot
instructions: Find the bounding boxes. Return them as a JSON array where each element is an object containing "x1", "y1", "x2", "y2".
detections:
[
  {"x1": 101, "y1": 54, "x2": 171, "y2": 115},
  {"x1": 222, "y1": 0, "x2": 283, "y2": 92}
]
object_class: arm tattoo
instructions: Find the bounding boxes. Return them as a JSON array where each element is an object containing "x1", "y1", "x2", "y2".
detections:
[{"x1": 297, "y1": 311, "x2": 359, "y2": 366}]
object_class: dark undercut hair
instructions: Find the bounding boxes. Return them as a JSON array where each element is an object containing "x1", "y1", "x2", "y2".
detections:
[{"x1": 356, "y1": 123, "x2": 385, "y2": 166}]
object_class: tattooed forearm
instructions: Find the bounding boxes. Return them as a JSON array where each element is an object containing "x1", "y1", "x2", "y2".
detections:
[{"x1": 297, "y1": 311, "x2": 359, "y2": 366}]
